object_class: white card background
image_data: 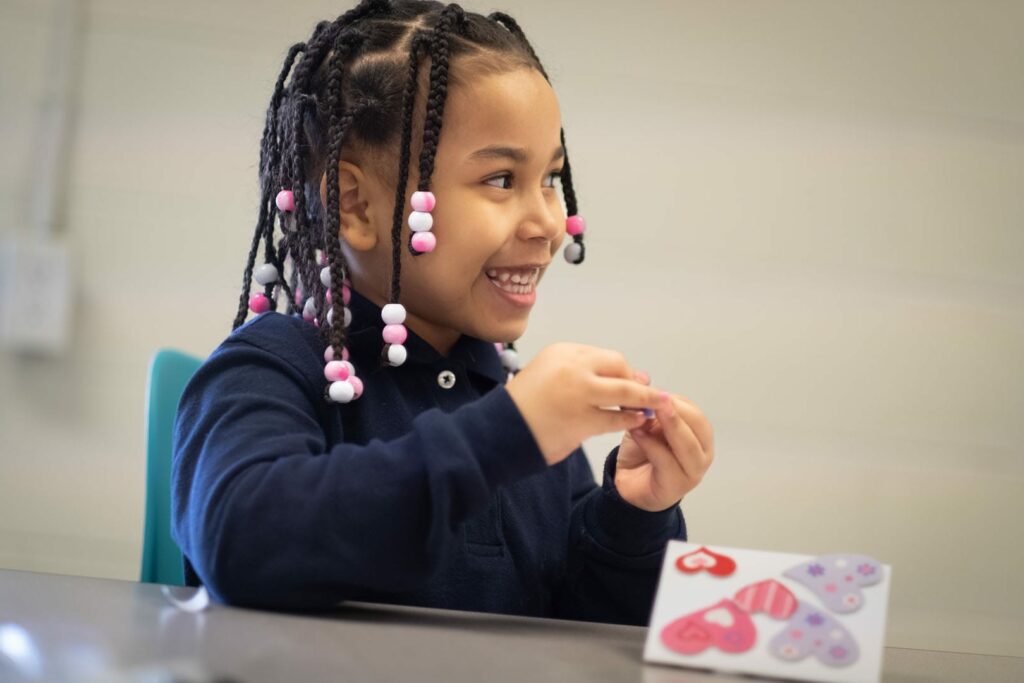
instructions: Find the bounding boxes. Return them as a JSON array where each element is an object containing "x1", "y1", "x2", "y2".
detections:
[{"x1": 643, "y1": 541, "x2": 892, "y2": 683}]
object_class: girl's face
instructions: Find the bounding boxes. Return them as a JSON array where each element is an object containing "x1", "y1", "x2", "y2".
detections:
[{"x1": 331, "y1": 66, "x2": 566, "y2": 357}]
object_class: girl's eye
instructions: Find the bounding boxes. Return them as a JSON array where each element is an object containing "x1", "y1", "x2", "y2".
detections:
[{"x1": 485, "y1": 170, "x2": 563, "y2": 190}]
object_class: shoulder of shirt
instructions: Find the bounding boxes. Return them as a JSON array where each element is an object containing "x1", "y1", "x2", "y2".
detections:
[{"x1": 214, "y1": 311, "x2": 324, "y2": 386}]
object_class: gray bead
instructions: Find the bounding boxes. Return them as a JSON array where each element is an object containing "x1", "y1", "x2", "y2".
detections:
[
  {"x1": 563, "y1": 242, "x2": 583, "y2": 264},
  {"x1": 254, "y1": 263, "x2": 279, "y2": 286}
]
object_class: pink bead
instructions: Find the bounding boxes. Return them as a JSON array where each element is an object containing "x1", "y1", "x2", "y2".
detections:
[
  {"x1": 325, "y1": 289, "x2": 332, "y2": 304},
  {"x1": 410, "y1": 191, "x2": 435, "y2": 212},
  {"x1": 294, "y1": 288, "x2": 304, "y2": 306},
  {"x1": 248, "y1": 293, "x2": 270, "y2": 314},
  {"x1": 411, "y1": 231, "x2": 436, "y2": 253},
  {"x1": 382, "y1": 323, "x2": 408, "y2": 345},
  {"x1": 324, "y1": 360, "x2": 350, "y2": 382},
  {"x1": 275, "y1": 190, "x2": 295, "y2": 212},
  {"x1": 342, "y1": 346, "x2": 350, "y2": 361},
  {"x1": 494, "y1": 342, "x2": 504, "y2": 354},
  {"x1": 349, "y1": 375, "x2": 364, "y2": 399},
  {"x1": 342, "y1": 285, "x2": 351, "y2": 305},
  {"x1": 566, "y1": 215, "x2": 586, "y2": 236}
]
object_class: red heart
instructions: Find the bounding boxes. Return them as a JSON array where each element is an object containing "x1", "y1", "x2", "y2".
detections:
[
  {"x1": 733, "y1": 579, "x2": 798, "y2": 620},
  {"x1": 661, "y1": 599, "x2": 756, "y2": 655},
  {"x1": 675, "y1": 546, "x2": 737, "y2": 577}
]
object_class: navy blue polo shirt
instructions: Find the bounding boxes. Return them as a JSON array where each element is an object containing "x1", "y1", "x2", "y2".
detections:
[{"x1": 171, "y1": 287, "x2": 687, "y2": 625}]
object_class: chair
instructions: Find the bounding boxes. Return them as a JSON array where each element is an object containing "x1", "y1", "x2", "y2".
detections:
[{"x1": 142, "y1": 348, "x2": 203, "y2": 585}]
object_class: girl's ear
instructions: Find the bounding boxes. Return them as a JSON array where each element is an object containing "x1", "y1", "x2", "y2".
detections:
[{"x1": 320, "y1": 160, "x2": 379, "y2": 252}]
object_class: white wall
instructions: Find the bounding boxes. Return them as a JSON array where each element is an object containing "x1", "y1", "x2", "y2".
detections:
[{"x1": 1, "y1": 0, "x2": 1020, "y2": 657}]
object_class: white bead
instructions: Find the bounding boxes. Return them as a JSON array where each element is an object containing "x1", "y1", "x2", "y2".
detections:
[
  {"x1": 563, "y1": 241, "x2": 583, "y2": 264},
  {"x1": 386, "y1": 343, "x2": 407, "y2": 366},
  {"x1": 303, "y1": 297, "x2": 317, "y2": 320},
  {"x1": 320, "y1": 267, "x2": 331, "y2": 288},
  {"x1": 407, "y1": 211, "x2": 433, "y2": 232},
  {"x1": 499, "y1": 348, "x2": 520, "y2": 370},
  {"x1": 381, "y1": 303, "x2": 406, "y2": 325},
  {"x1": 254, "y1": 263, "x2": 278, "y2": 286},
  {"x1": 327, "y1": 306, "x2": 352, "y2": 327},
  {"x1": 328, "y1": 380, "x2": 355, "y2": 403}
]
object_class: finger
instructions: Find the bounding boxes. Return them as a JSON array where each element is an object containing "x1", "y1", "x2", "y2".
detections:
[
  {"x1": 653, "y1": 392, "x2": 706, "y2": 478},
  {"x1": 629, "y1": 428, "x2": 689, "y2": 491},
  {"x1": 588, "y1": 348, "x2": 636, "y2": 380},
  {"x1": 589, "y1": 377, "x2": 664, "y2": 411},
  {"x1": 668, "y1": 395, "x2": 714, "y2": 456}
]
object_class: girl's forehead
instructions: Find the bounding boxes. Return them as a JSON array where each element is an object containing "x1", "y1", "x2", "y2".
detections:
[{"x1": 443, "y1": 68, "x2": 562, "y2": 157}]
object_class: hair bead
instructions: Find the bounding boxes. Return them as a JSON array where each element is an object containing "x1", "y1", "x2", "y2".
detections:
[
  {"x1": 381, "y1": 303, "x2": 406, "y2": 325},
  {"x1": 386, "y1": 343, "x2": 408, "y2": 366},
  {"x1": 563, "y1": 241, "x2": 584, "y2": 264},
  {"x1": 275, "y1": 189, "x2": 295, "y2": 212},
  {"x1": 382, "y1": 324, "x2": 408, "y2": 345},
  {"x1": 565, "y1": 215, "x2": 586, "y2": 236},
  {"x1": 410, "y1": 232, "x2": 436, "y2": 253},
  {"x1": 254, "y1": 263, "x2": 279, "y2": 286},
  {"x1": 248, "y1": 293, "x2": 270, "y2": 314},
  {"x1": 324, "y1": 360, "x2": 351, "y2": 382},
  {"x1": 328, "y1": 380, "x2": 355, "y2": 403},
  {"x1": 408, "y1": 211, "x2": 434, "y2": 232},
  {"x1": 410, "y1": 191, "x2": 436, "y2": 212}
]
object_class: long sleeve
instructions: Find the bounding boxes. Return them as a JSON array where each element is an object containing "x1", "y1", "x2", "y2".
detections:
[
  {"x1": 551, "y1": 447, "x2": 687, "y2": 626},
  {"x1": 171, "y1": 335, "x2": 548, "y2": 610}
]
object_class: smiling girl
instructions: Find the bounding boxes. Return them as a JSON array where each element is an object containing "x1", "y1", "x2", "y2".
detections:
[{"x1": 171, "y1": 0, "x2": 714, "y2": 625}]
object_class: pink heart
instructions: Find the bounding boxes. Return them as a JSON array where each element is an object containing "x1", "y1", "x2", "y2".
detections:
[{"x1": 661, "y1": 599, "x2": 757, "y2": 655}]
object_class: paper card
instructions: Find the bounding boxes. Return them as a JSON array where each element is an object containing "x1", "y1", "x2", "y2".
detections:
[{"x1": 643, "y1": 541, "x2": 892, "y2": 683}]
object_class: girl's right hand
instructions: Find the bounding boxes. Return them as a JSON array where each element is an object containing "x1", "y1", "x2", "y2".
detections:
[{"x1": 504, "y1": 343, "x2": 665, "y2": 466}]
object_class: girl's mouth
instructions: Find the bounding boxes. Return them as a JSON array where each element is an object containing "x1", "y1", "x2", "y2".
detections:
[{"x1": 485, "y1": 267, "x2": 539, "y2": 306}]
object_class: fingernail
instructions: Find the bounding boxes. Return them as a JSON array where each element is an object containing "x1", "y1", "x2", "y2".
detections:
[{"x1": 659, "y1": 391, "x2": 670, "y2": 404}]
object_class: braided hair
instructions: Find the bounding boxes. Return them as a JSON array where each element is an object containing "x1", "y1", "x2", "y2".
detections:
[{"x1": 232, "y1": 0, "x2": 585, "y2": 403}]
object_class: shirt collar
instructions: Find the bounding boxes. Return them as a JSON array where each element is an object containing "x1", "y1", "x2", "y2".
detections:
[{"x1": 343, "y1": 287, "x2": 508, "y2": 385}]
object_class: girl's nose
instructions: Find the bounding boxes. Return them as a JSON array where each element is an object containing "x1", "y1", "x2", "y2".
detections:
[{"x1": 516, "y1": 193, "x2": 562, "y2": 242}]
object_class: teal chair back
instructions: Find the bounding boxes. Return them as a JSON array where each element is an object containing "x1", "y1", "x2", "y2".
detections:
[{"x1": 142, "y1": 348, "x2": 203, "y2": 585}]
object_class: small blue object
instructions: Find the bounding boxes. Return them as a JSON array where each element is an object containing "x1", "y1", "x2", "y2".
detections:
[
  {"x1": 642, "y1": 408, "x2": 655, "y2": 419},
  {"x1": 142, "y1": 348, "x2": 203, "y2": 586}
]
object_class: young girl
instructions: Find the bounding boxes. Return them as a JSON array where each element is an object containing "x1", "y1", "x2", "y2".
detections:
[{"x1": 171, "y1": 0, "x2": 714, "y2": 626}]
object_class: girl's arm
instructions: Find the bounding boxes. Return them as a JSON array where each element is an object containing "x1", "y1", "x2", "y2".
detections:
[
  {"x1": 550, "y1": 448, "x2": 687, "y2": 626},
  {"x1": 171, "y1": 333, "x2": 547, "y2": 609}
]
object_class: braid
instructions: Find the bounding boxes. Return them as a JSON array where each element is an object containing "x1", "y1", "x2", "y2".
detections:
[
  {"x1": 489, "y1": 11, "x2": 583, "y2": 259},
  {"x1": 416, "y1": 5, "x2": 464, "y2": 194},
  {"x1": 232, "y1": 42, "x2": 305, "y2": 330},
  {"x1": 388, "y1": 31, "x2": 432, "y2": 304},
  {"x1": 322, "y1": 28, "x2": 370, "y2": 357}
]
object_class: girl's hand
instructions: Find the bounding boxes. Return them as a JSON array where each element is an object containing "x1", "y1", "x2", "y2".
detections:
[
  {"x1": 614, "y1": 385, "x2": 715, "y2": 512},
  {"x1": 505, "y1": 343, "x2": 665, "y2": 466}
]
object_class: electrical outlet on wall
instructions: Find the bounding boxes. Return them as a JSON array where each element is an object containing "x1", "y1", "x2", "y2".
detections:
[{"x1": 0, "y1": 236, "x2": 71, "y2": 355}]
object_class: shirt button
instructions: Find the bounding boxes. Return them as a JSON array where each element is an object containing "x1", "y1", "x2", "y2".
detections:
[{"x1": 437, "y1": 370, "x2": 457, "y2": 389}]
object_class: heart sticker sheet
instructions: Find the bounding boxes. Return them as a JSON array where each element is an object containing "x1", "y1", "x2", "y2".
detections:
[{"x1": 643, "y1": 541, "x2": 892, "y2": 683}]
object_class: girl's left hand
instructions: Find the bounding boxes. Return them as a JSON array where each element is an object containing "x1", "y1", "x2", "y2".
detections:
[{"x1": 614, "y1": 375, "x2": 715, "y2": 512}]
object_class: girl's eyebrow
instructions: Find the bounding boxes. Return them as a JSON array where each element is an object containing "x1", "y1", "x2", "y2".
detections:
[{"x1": 466, "y1": 144, "x2": 565, "y2": 164}]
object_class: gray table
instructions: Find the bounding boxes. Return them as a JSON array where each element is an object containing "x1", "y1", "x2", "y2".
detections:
[{"x1": 0, "y1": 569, "x2": 1020, "y2": 683}]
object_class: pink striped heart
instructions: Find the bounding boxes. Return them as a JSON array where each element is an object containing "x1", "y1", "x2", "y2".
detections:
[{"x1": 733, "y1": 579, "x2": 798, "y2": 620}]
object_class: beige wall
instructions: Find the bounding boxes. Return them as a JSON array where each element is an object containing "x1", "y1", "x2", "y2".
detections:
[{"x1": 1, "y1": 0, "x2": 1021, "y2": 657}]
